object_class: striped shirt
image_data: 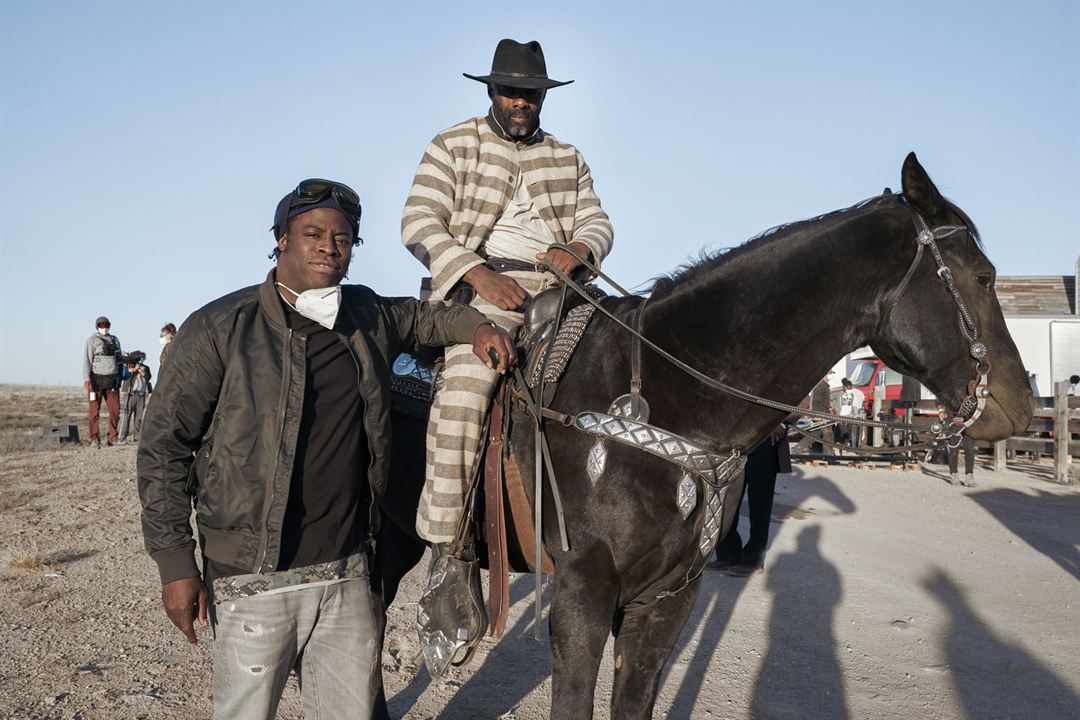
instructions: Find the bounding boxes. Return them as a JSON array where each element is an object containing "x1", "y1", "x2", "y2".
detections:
[{"x1": 402, "y1": 112, "x2": 614, "y2": 300}]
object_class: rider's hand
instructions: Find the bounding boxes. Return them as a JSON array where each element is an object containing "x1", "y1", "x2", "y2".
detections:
[
  {"x1": 161, "y1": 576, "x2": 209, "y2": 645},
  {"x1": 536, "y1": 241, "x2": 592, "y2": 276},
  {"x1": 472, "y1": 322, "x2": 517, "y2": 374},
  {"x1": 463, "y1": 266, "x2": 528, "y2": 311}
]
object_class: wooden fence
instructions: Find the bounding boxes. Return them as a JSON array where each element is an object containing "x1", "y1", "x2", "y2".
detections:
[
  {"x1": 982, "y1": 380, "x2": 1078, "y2": 484},
  {"x1": 791, "y1": 380, "x2": 1078, "y2": 484}
]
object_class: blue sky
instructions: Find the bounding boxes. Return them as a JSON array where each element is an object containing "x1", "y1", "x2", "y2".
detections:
[{"x1": 1, "y1": 1, "x2": 1077, "y2": 385}]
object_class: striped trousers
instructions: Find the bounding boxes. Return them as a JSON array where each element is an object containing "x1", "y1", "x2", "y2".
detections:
[{"x1": 417, "y1": 270, "x2": 555, "y2": 543}]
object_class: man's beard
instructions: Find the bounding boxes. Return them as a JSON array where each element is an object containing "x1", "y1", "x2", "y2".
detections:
[{"x1": 494, "y1": 104, "x2": 540, "y2": 138}]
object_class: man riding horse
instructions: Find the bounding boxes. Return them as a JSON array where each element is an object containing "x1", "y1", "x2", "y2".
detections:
[{"x1": 401, "y1": 38, "x2": 614, "y2": 653}]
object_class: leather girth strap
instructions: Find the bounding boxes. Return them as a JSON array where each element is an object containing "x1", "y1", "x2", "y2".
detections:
[
  {"x1": 484, "y1": 378, "x2": 556, "y2": 640},
  {"x1": 504, "y1": 453, "x2": 555, "y2": 576},
  {"x1": 484, "y1": 382, "x2": 510, "y2": 639}
]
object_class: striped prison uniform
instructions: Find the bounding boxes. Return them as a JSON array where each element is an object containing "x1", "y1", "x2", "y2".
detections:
[{"x1": 403, "y1": 112, "x2": 614, "y2": 543}]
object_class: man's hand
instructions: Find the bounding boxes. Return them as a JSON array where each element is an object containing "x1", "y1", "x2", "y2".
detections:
[
  {"x1": 83, "y1": 380, "x2": 92, "y2": 392},
  {"x1": 770, "y1": 423, "x2": 788, "y2": 444},
  {"x1": 463, "y1": 265, "x2": 528, "y2": 310},
  {"x1": 161, "y1": 576, "x2": 209, "y2": 645},
  {"x1": 472, "y1": 323, "x2": 517, "y2": 374},
  {"x1": 536, "y1": 241, "x2": 591, "y2": 276}
]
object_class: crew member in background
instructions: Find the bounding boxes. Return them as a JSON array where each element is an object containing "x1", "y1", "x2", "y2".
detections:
[
  {"x1": 119, "y1": 355, "x2": 152, "y2": 443},
  {"x1": 937, "y1": 404, "x2": 977, "y2": 487},
  {"x1": 831, "y1": 377, "x2": 865, "y2": 448},
  {"x1": 159, "y1": 323, "x2": 176, "y2": 368},
  {"x1": 82, "y1": 316, "x2": 122, "y2": 448},
  {"x1": 708, "y1": 422, "x2": 792, "y2": 576}
]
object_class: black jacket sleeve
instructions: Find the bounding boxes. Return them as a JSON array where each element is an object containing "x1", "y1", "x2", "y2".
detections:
[
  {"x1": 137, "y1": 309, "x2": 225, "y2": 584},
  {"x1": 383, "y1": 297, "x2": 489, "y2": 354}
]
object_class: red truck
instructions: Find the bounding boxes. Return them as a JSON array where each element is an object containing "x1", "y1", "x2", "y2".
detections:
[{"x1": 846, "y1": 357, "x2": 909, "y2": 417}]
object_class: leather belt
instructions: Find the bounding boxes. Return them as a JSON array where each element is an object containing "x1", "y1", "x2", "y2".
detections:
[{"x1": 484, "y1": 256, "x2": 546, "y2": 274}]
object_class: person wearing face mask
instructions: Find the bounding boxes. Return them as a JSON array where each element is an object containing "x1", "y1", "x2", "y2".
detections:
[
  {"x1": 158, "y1": 323, "x2": 176, "y2": 368},
  {"x1": 118, "y1": 355, "x2": 152, "y2": 444},
  {"x1": 402, "y1": 38, "x2": 614, "y2": 554},
  {"x1": 82, "y1": 316, "x2": 123, "y2": 447},
  {"x1": 137, "y1": 179, "x2": 515, "y2": 719}
]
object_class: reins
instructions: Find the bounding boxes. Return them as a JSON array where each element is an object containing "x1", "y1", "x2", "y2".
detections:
[{"x1": 538, "y1": 201, "x2": 992, "y2": 456}]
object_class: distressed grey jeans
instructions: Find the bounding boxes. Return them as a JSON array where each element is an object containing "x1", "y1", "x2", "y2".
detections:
[{"x1": 209, "y1": 567, "x2": 382, "y2": 719}]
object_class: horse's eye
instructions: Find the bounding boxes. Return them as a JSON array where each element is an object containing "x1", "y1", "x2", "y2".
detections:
[{"x1": 976, "y1": 273, "x2": 994, "y2": 290}]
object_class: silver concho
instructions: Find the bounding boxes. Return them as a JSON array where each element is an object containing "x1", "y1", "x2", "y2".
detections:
[
  {"x1": 676, "y1": 472, "x2": 697, "y2": 519},
  {"x1": 586, "y1": 439, "x2": 607, "y2": 485},
  {"x1": 969, "y1": 342, "x2": 988, "y2": 361},
  {"x1": 699, "y1": 484, "x2": 728, "y2": 557}
]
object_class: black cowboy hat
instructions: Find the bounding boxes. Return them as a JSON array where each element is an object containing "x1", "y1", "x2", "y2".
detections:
[{"x1": 463, "y1": 39, "x2": 573, "y2": 90}]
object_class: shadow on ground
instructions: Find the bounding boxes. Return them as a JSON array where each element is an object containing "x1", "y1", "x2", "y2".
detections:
[
  {"x1": 968, "y1": 487, "x2": 1080, "y2": 581},
  {"x1": 924, "y1": 570, "x2": 1080, "y2": 719},
  {"x1": 660, "y1": 472, "x2": 855, "y2": 718}
]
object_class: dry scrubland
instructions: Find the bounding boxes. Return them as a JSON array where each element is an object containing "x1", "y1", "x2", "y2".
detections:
[{"x1": 1, "y1": 384, "x2": 1078, "y2": 720}]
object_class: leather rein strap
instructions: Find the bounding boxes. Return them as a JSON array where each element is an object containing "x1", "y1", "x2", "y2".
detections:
[{"x1": 537, "y1": 203, "x2": 992, "y2": 456}]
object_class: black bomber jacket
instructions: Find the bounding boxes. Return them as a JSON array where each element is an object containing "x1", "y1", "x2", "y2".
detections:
[{"x1": 137, "y1": 270, "x2": 487, "y2": 584}]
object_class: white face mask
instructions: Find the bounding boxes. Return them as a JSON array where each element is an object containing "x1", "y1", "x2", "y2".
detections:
[
  {"x1": 159, "y1": 335, "x2": 171, "y2": 346},
  {"x1": 276, "y1": 283, "x2": 341, "y2": 330},
  {"x1": 97, "y1": 327, "x2": 109, "y2": 336}
]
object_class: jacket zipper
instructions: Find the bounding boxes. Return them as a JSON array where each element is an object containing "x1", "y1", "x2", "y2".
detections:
[
  {"x1": 337, "y1": 334, "x2": 375, "y2": 536},
  {"x1": 258, "y1": 326, "x2": 294, "y2": 572}
]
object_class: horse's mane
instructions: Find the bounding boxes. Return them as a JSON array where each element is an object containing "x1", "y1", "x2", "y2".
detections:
[{"x1": 648, "y1": 192, "x2": 980, "y2": 300}]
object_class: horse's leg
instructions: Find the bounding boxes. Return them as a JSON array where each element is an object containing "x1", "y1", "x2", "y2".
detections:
[
  {"x1": 548, "y1": 552, "x2": 620, "y2": 720},
  {"x1": 609, "y1": 577, "x2": 701, "y2": 720}
]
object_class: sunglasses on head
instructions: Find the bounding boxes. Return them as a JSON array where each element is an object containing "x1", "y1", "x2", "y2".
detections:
[{"x1": 291, "y1": 179, "x2": 361, "y2": 220}]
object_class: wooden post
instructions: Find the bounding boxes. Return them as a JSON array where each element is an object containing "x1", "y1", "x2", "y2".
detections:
[
  {"x1": 872, "y1": 386, "x2": 884, "y2": 447},
  {"x1": 994, "y1": 440, "x2": 1007, "y2": 472},
  {"x1": 1054, "y1": 381, "x2": 1071, "y2": 484}
]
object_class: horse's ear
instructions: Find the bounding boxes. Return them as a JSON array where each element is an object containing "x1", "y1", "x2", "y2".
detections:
[
  {"x1": 901, "y1": 152, "x2": 945, "y2": 217},
  {"x1": 882, "y1": 187, "x2": 893, "y2": 195}
]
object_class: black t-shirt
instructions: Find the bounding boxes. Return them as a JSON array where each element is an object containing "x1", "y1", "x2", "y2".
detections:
[{"x1": 207, "y1": 299, "x2": 369, "y2": 579}]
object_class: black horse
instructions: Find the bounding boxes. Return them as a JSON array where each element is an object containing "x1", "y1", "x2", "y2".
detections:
[{"x1": 376, "y1": 153, "x2": 1034, "y2": 719}]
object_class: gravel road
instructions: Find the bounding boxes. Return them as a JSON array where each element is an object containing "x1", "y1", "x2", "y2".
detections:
[{"x1": 2, "y1": 385, "x2": 1078, "y2": 719}]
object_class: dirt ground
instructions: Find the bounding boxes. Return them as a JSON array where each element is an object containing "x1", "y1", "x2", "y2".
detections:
[{"x1": 1, "y1": 384, "x2": 1078, "y2": 720}]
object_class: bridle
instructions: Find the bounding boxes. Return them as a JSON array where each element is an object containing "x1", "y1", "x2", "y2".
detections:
[
  {"x1": 885, "y1": 197, "x2": 992, "y2": 441},
  {"x1": 538, "y1": 198, "x2": 993, "y2": 455}
]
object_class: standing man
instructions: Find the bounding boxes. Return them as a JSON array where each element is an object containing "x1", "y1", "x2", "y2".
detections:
[
  {"x1": 937, "y1": 404, "x2": 977, "y2": 487},
  {"x1": 831, "y1": 377, "x2": 865, "y2": 448},
  {"x1": 158, "y1": 322, "x2": 176, "y2": 368},
  {"x1": 118, "y1": 355, "x2": 151, "y2": 443},
  {"x1": 708, "y1": 423, "x2": 792, "y2": 576},
  {"x1": 82, "y1": 316, "x2": 122, "y2": 447},
  {"x1": 402, "y1": 38, "x2": 614, "y2": 548},
  {"x1": 808, "y1": 373, "x2": 832, "y2": 454},
  {"x1": 138, "y1": 179, "x2": 514, "y2": 719}
]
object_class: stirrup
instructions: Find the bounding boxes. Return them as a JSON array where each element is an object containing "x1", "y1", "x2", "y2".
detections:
[{"x1": 416, "y1": 545, "x2": 488, "y2": 678}]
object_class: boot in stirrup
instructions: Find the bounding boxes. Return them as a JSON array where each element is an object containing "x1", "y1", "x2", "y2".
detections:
[{"x1": 416, "y1": 542, "x2": 488, "y2": 678}]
